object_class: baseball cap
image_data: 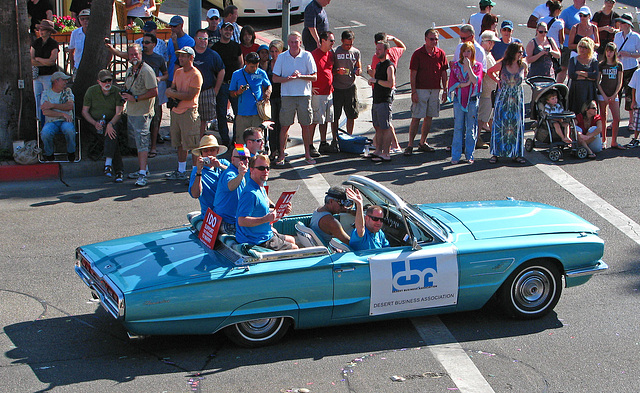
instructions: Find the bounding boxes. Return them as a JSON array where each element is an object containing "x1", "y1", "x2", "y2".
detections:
[
  {"x1": 78, "y1": 8, "x2": 90, "y2": 17},
  {"x1": 616, "y1": 13, "x2": 634, "y2": 26},
  {"x1": 501, "y1": 20, "x2": 514, "y2": 30},
  {"x1": 207, "y1": 8, "x2": 220, "y2": 19},
  {"x1": 481, "y1": 30, "x2": 500, "y2": 42},
  {"x1": 175, "y1": 46, "x2": 195, "y2": 56},
  {"x1": 578, "y1": 6, "x2": 592, "y2": 16},
  {"x1": 169, "y1": 15, "x2": 184, "y2": 26},
  {"x1": 51, "y1": 71, "x2": 71, "y2": 82},
  {"x1": 142, "y1": 20, "x2": 157, "y2": 32},
  {"x1": 97, "y1": 69, "x2": 113, "y2": 82},
  {"x1": 221, "y1": 22, "x2": 234, "y2": 29},
  {"x1": 479, "y1": 0, "x2": 496, "y2": 6},
  {"x1": 257, "y1": 44, "x2": 269, "y2": 53}
]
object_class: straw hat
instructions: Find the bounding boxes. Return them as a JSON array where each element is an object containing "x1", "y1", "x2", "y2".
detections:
[{"x1": 192, "y1": 135, "x2": 227, "y2": 156}]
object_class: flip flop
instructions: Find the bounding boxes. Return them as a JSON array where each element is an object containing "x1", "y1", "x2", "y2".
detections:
[
  {"x1": 611, "y1": 144, "x2": 627, "y2": 150},
  {"x1": 489, "y1": 156, "x2": 498, "y2": 164},
  {"x1": 371, "y1": 156, "x2": 383, "y2": 162}
]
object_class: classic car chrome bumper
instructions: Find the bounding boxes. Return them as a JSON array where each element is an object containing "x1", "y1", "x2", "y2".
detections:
[
  {"x1": 565, "y1": 260, "x2": 608, "y2": 277},
  {"x1": 75, "y1": 249, "x2": 125, "y2": 319}
]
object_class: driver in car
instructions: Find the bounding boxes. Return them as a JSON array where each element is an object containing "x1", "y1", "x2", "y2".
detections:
[
  {"x1": 349, "y1": 188, "x2": 390, "y2": 251},
  {"x1": 310, "y1": 186, "x2": 354, "y2": 246}
]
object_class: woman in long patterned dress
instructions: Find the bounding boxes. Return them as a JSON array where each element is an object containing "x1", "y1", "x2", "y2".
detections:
[{"x1": 488, "y1": 42, "x2": 528, "y2": 164}]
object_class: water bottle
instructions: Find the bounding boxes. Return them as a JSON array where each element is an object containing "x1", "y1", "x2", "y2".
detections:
[{"x1": 97, "y1": 115, "x2": 106, "y2": 135}]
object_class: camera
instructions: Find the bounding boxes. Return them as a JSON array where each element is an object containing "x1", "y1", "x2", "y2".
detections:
[
  {"x1": 202, "y1": 157, "x2": 212, "y2": 165},
  {"x1": 167, "y1": 97, "x2": 181, "y2": 109},
  {"x1": 120, "y1": 89, "x2": 132, "y2": 96}
]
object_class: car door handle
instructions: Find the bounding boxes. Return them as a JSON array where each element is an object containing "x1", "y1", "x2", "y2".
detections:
[{"x1": 334, "y1": 267, "x2": 355, "y2": 273}]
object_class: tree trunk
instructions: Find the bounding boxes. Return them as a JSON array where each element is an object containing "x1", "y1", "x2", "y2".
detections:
[
  {"x1": 72, "y1": 0, "x2": 115, "y2": 114},
  {"x1": 0, "y1": 0, "x2": 37, "y2": 150}
]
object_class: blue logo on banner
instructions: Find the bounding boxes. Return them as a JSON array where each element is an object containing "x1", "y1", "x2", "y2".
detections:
[{"x1": 391, "y1": 257, "x2": 438, "y2": 292}]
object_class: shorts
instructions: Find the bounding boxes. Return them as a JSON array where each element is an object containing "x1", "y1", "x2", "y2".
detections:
[
  {"x1": 371, "y1": 101, "x2": 393, "y2": 129},
  {"x1": 312, "y1": 93, "x2": 334, "y2": 124},
  {"x1": 597, "y1": 94, "x2": 618, "y2": 102},
  {"x1": 410, "y1": 89, "x2": 441, "y2": 118},
  {"x1": 620, "y1": 67, "x2": 637, "y2": 111},
  {"x1": 198, "y1": 87, "x2": 217, "y2": 121},
  {"x1": 260, "y1": 229, "x2": 295, "y2": 251},
  {"x1": 561, "y1": 46, "x2": 572, "y2": 68},
  {"x1": 235, "y1": 114, "x2": 263, "y2": 139},
  {"x1": 630, "y1": 108, "x2": 640, "y2": 131},
  {"x1": 280, "y1": 96, "x2": 313, "y2": 127},
  {"x1": 127, "y1": 114, "x2": 152, "y2": 152},
  {"x1": 220, "y1": 221, "x2": 236, "y2": 235},
  {"x1": 333, "y1": 85, "x2": 359, "y2": 119},
  {"x1": 478, "y1": 96, "x2": 494, "y2": 123},
  {"x1": 170, "y1": 107, "x2": 200, "y2": 150}
]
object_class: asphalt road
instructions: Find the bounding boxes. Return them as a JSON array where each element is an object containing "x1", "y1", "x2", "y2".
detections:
[{"x1": 2, "y1": 0, "x2": 640, "y2": 392}]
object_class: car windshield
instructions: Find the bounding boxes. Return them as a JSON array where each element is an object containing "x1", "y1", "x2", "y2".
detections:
[{"x1": 404, "y1": 203, "x2": 449, "y2": 241}]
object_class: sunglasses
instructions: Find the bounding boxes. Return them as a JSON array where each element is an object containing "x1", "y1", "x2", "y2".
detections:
[
  {"x1": 196, "y1": 37, "x2": 208, "y2": 41},
  {"x1": 100, "y1": 78, "x2": 113, "y2": 83},
  {"x1": 142, "y1": 41, "x2": 153, "y2": 44},
  {"x1": 367, "y1": 215, "x2": 384, "y2": 222},
  {"x1": 254, "y1": 165, "x2": 270, "y2": 171},
  {"x1": 233, "y1": 156, "x2": 249, "y2": 161},
  {"x1": 247, "y1": 138, "x2": 264, "y2": 143},
  {"x1": 588, "y1": 106, "x2": 597, "y2": 110},
  {"x1": 538, "y1": 30, "x2": 547, "y2": 34},
  {"x1": 428, "y1": 37, "x2": 439, "y2": 41}
]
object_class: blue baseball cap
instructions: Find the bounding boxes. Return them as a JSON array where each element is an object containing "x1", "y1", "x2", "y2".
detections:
[
  {"x1": 501, "y1": 20, "x2": 514, "y2": 30},
  {"x1": 169, "y1": 15, "x2": 184, "y2": 26}
]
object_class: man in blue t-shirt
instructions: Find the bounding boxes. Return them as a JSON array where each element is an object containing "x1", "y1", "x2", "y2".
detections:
[
  {"x1": 167, "y1": 16, "x2": 195, "y2": 84},
  {"x1": 349, "y1": 188, "x2": 390, "y2": 251},
  {"x1": 213, "y1": 147, "x2": 248, "y2": 234},
  {"x1": 188, "y1": 135, "x2": 229, "y2": 216},
  {"x1": 236, "y1": 154, "x2": 298, "y2": 250},
  {"x1": 230, "y1": 52, "x2": 271, "y2": 142}
]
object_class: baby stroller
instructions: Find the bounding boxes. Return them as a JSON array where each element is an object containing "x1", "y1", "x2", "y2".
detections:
[{"x1": 524, "y1": 76, "x2": 589, "y2": 161}]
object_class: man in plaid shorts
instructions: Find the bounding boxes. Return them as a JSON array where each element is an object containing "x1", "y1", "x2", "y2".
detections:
[{"x1": 193, "y1": 29, "x2": 225, "y2": 138}]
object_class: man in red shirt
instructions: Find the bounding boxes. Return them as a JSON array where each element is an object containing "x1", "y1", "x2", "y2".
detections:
[
  {"x1": 404, "y1": 29, "x2": 449, "y2": 156},
  {"x1": 311, "y1": 31, "x2": 336, "y2": 156}
]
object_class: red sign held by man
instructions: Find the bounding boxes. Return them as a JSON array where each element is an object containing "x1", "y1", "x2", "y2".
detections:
[
  {"x1": 199, "y1": 208, "x2": 223, "y2": 249},
  {"x1": 271, "y1": 187, "x2": 298, "y2": 223}
]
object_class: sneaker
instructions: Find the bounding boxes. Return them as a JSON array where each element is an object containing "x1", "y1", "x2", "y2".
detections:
[
  {"x1": 114, "y1": 172, "x2": 124, "y2": 183},
  {"x1": 104, "y1": 165, "x2": 113, "y2": 177},
  {"x1": 309, "y1": 144, "x2": 321, "y2": 158},
  {"x1": 135, "y1": 174, "x2": 147, "y2": 187},
  {"x1": 165, "y1": 170, "x2": 187, "y2": 180},
  {"x1": 67, "y1": 152, "x2": 75, "y2": 162},
  {"x1": 318, "y1": 142, "x2": 332, "y2": 154},
  {"x1": 626, "y1": 138, "x2": 639, "y2": 148},
  {"x1": 128, "y1": 171, "x2": 140, "y2": 179}
]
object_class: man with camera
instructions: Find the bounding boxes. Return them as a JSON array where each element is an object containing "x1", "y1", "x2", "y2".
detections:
[
  {"x1": 122, "y1": 44, "x2": 158, "y2": 187},
  {"x1": 165, "y1": 46, "x2": 203, "y2": 180},
  {"x1": 230, "y1": 51, "x2": 271, "y2": 139},
  {"x1": 189, "y1": 135, "x2": 229, "y2": 217}
]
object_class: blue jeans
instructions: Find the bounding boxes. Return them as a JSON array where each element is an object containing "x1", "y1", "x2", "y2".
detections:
[
  {"x1": 41, "y1": 120, "x2": 76, "y2": 156},
  {"x1": 451, "y1": 97, "x2": 478, "y2": 161},
  {"x1": 215, "y1": 82, "x2": 239, "y2": 145}
]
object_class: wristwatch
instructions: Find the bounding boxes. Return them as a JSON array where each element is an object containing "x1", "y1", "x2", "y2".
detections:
[{"x1": 134, "y1": 95, "x2": 138, "y2": 102}]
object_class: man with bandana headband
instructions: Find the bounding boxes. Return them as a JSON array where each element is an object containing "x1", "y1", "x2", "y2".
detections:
[{"x1": 81, "y1": 69, "x2": 125, "y2": 182}]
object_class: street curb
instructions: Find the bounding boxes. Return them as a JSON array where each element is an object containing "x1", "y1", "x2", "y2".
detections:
[{"x1": 0, "y1": 162, "x2": 59, "y2": 182}]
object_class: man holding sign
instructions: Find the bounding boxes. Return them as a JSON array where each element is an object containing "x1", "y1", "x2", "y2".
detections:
[{"x1": 236, "y1": 154, "x2": 298, "y2": 250}]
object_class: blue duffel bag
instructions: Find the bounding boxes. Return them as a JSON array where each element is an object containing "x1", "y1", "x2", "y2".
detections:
[{"x1": 337, "y1": 130, "x2": 372, "y2": 154}]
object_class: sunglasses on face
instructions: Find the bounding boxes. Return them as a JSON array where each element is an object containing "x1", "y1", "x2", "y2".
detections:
[
  {"x1": 247, "y1": 138, "x2": 264, "y2": 143},
  {"x1": 538, "y1": 30, "x2": 547, "y2": 34},
  {"x1": 254, "y1": 165, "x2": 270, "y2": 171},
  {"x1": 233, "y1": 155, "x2": 249, "y2": 161},
  {"x1": 196, "y1": 37, "x2": 208, "y2": 40},
  {"x1": 100, "y1": 78, "x2": 112, "y2": 83},
  {"x1": 142, "y1": 41, "x2": 153, "y2": 44},
  {"x1": 428, "y1": 37, "x2": 439, "y2": 41},
  {"x1": 367, "y1": 215, "x2": 384, "y2": 222}
]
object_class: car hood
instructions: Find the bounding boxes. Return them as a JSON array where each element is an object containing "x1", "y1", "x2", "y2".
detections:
[
  {"x1": 78, "y1": 227, "x2": 234, "y2": 293},
  {"x1": 418, "y1": 200, "x2": 599, "y2": 240}
]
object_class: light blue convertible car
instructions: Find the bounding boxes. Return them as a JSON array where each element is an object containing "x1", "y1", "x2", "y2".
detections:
[{"x1": 75, "y1": 175, "x2": 607, "y2": 347}]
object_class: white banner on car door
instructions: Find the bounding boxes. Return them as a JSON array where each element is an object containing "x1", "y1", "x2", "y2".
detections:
[{"x1": 369, "y1": 245, "x2": 459, "y2": 316}]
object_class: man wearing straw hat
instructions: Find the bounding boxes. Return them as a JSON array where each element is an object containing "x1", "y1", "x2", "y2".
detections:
[{"x1": 189, "y1": 135, "x2": 229, "y2": 217}]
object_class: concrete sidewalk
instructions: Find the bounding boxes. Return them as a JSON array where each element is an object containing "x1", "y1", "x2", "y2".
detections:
[{"x1": 0, "y1": 5, "x2": 374, "y2": 182}]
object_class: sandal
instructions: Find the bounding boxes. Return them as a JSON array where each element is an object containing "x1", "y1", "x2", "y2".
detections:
[
  {"x1": 148, "y1": 151, "x2": 157, "y2": 158},
  {"x1": 371, "y1": 156, "x2": 383, "y2": 162},
  {"x1": 512, "y1": 157, "x2": 526, "y2": 164},
  {"x1": 489, "y1": 156, "x2": 498, "y2": 164},
  {"x1": 587, "y1": 153, "x2": 597, "y2": 160},
  {"x1": 403, "y1": 146, "x2": 414, "y2": 156},
  {"x1": 611, "y1": 144, "x2": 627, "y2": 150}
]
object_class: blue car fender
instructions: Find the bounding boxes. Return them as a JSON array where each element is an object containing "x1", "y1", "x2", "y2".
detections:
[{"x1": 219, "y1": 298, "x2": 300, "y2": 330}]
